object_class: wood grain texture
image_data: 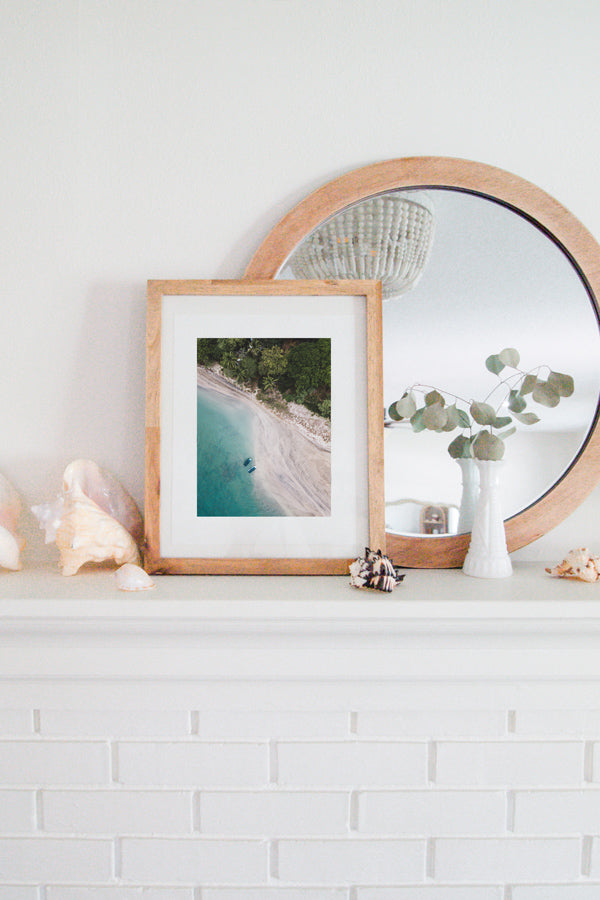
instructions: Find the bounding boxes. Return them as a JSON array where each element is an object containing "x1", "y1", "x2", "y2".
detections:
[
  {"x1": 244, "y1": 157, "x2": 600, "y2": 568},
  {"x1": 143, "y1": 279, "x2": 384, "y2": 575}
]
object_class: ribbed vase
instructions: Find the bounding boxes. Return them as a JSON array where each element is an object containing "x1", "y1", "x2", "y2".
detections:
[
  {"x1": 463, "y1": 460, "x2": 512, "y2": 579},
  {"x1": 456, "y1": 457, "x2": 479, "y2": 535}
]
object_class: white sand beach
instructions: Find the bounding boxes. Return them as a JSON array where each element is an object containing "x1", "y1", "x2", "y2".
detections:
[{"x1": 197, "y1": 366, "x2": 331, "y2": 517}]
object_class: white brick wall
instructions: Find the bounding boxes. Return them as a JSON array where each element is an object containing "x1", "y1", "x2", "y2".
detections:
[{"x1": 0, "y1": 708, "x2": 600, "y2": 895}]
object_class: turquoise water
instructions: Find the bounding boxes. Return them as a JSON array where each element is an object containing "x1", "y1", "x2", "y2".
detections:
[{"x1": 196, "y1": 387, "x2": 284, "y2": 517}]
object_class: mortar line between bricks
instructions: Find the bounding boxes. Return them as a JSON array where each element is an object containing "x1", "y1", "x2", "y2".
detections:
[
  {"x1": 35, "y1": 789, "x2": 43, "y2": 831},
  {"x1": 190, "y1": 710, "x2": 200, "y2": 736},
  {"x1": 582, "y1": 834, "x2": 593, "y2": 876},
  {"x1": 269, "y1": 839, "x2": 279, "y2": 880},
  {"x1": 113, "y1": 836, "x2": 122, "y2": 880},
  {"x1": 269, "y1": 739, "x2": 278, "y2": 784},
  {"x1": 349, "y1": 711, "x2": 358, "y2": 735},
  {"x1": 506, "y1": 790, "x2": 516, "y2": 832},
  {"x1": 349, "y1": 789, "x2": 359, "y2": 831},
  {"x1": 427, "y1": 740, "x2": 437, "y2": 784},
  {"x1": 193, "y1": 790, "x2": 201, "y2": 832},
  {"x1": 32, "y1": 710, "x2": 41, "y2": 734},
  {"x1": 426, "y1": 837, "x2": 435, "y2": 879},
  {"x1": 503, "y1": 886, "x2": 513, "y2": 900},
  {"x1": 110, "y1": 741, "x2": 119, "y2": 784},
  {"x1": 507, "y1": 710, "x2": 516, "y2": 733},
  {"x1": 585, "y1": 741, "x2": 594, "y2": 782}
]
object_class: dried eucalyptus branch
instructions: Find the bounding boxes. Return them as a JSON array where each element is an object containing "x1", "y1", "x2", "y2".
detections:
[{"x1": 387, "y1": 348, "x2": 574, "y2": 461}]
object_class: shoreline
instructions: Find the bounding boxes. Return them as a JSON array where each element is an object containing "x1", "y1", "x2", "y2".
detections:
[
  {"x1": 197, "y1": 366, "x2": 331, "y2": 517},
  {"x1": 199, "y1": 364, "x2": 331, "y2": 450}
]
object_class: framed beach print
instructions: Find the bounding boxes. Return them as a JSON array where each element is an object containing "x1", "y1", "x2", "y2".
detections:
[{"x1": 144, "y1": 279, "x2": 384, "y2": 574}]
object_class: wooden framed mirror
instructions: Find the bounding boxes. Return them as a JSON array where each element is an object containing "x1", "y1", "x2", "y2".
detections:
[{"x1": 245, "y1": 157, "x2": 600, "y2": 567}]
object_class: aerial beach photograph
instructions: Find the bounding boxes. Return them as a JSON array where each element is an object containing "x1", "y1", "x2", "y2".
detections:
[{"x1": 196, "y1": 337, "x2": 332, "y2": 517}]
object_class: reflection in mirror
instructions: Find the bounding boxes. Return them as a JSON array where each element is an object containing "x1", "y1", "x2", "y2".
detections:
[{"x1": 284, "y1": 188, "x2": 600, "y2": 537}]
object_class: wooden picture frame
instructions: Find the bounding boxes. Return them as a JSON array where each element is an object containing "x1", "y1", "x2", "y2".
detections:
[{"x1": 144, "y1": 279, "x2": 385, "y2": 574}]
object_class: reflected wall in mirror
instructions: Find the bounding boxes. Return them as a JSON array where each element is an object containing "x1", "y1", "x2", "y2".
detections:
[{"x1": 245, "y1": 158, "x2": 600, "y2": 567}]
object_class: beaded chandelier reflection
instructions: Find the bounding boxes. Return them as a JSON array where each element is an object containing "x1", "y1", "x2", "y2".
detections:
[{"x1": 289, "y1": 192, "x2": 435, "y2": 299}]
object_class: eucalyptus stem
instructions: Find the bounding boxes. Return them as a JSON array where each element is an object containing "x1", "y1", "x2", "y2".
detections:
[{"x1": 388, "y1": 349, "x2": 574, "y2": 461}]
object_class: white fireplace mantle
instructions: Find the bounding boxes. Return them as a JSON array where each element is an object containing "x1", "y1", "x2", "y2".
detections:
[
  {"x1": 2, "y1": 560, "x2": 600, "y2": 624},
  {"x1": 1, "y1": 562, "x2": 600, "y2": 711}
]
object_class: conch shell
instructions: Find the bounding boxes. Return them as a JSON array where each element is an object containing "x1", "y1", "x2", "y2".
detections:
[
  {"x1": 32, "y1": 460, "x2": 143, "y2": 576},
  {"x1": 545, "y1": 547, "x2": 600, "y2": 583},
  {"x1": 0, "y1": 473, "x2": 25, "y2": 571},
  {"x1": 349, "y1": 547, "x2": 405, "y2": 592}
]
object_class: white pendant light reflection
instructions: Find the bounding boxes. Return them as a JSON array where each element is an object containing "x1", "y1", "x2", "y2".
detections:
[{"x1": 289, "y1": 191, "x2": 435, "y2": 299}]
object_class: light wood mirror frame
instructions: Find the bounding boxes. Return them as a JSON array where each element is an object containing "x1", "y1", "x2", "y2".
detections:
[{"x1": 245, "y1": 157, "x2": 600, "y2": 567}]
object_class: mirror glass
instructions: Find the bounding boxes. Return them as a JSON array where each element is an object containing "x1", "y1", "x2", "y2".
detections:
[{"x1": 280, "y1": 187, "x2": 600, "y2": 538}]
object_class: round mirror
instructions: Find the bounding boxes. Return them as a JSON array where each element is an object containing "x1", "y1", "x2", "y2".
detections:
[{"x1": 245, "y1": 158, "x2": 600, "y2": 566}]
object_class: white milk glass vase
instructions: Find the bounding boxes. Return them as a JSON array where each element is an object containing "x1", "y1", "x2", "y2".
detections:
[
  {"x1": 463, "y1": 459, "x2": 512, "y2": 578},
  {"x1": 456, "y1": 457, "x2": 479, "y2": 534}
]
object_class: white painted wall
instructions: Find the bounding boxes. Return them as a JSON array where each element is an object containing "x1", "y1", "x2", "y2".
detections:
[
  {"x1": 3, "y1": 0, "x2": 600, "y2": 561},
  {"x1": 4, "y1": 4, "x2": 600, "y2": 894}
]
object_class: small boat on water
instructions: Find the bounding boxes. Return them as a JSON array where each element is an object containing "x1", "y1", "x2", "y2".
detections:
[
  {"x1": 243, "y1": 457, "x2": 252, "y2": 467},
  {"x1": 248, "y1": 466, "x2": 256, "y2": 474}
]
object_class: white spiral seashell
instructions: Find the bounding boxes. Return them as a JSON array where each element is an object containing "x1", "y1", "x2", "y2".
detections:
[
  {"x1": 114, "y1": 563, "x2": 155, "y2": 591},
  {"x1": 0, "y1": 473, "x2": 24, "y2": 571}
]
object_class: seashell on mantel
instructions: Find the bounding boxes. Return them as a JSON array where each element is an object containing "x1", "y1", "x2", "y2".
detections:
[
  {"x1": 545, "y1": 547, "x2": 600, "y2": 582},
  {"x1": 115, "y1": 563, "x2": 155, "y2": 591},
  {"x1": 32, "y1": 459, "x2": 143, "y2": 576},
  {"x1": 0, "y1": 472, "x2": 25, "y2": 571}
]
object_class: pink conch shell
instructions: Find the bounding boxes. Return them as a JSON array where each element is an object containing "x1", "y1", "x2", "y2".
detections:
[
  {"x1": 62, "y1": 459, "x2": 143, "y2": 545},
  {"x1": 0, "y1": 473, "x2": 25, "y2": 571},
  {"x1": 32, "y1": 460, "x2": 143, "y2": 576},
  {"x1": 545, "y1": 547, "x2": 600, "y2": 583}
]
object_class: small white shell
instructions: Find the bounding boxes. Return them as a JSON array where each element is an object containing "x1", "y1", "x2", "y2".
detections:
[
  {"x1": 114, "y1": 563, "x2": 155, "y2": 591},
  {"x1": 0, "y1": 473, "x2": 24, "y2": 571}
]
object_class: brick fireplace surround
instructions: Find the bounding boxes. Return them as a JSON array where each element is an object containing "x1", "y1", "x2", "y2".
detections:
[{"x1": 1, "y1": 562, "x2": 600, "y2": 898}]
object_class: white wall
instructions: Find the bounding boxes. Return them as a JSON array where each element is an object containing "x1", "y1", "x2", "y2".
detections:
[
  {"x1": 5, "y1": 3, "x2": 600, "y2": 896},
  {"x1": 4, "y1": 0, "x2": 600, "y2": 561}
]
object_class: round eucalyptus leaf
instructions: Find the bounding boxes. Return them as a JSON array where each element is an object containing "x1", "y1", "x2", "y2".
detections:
[
  {"x1": 485, "y1": 354, "x2": 505, "y2": 375},
  {"x1": 442, "y1": 418, "x2": 459, "y2": 432},
  {"x1": 422, "y1": 402, "x2": 448, "y2": 430},
  {"x1": 456, "y1": 408, "x2": 472, "y2": 428},
  {"x1": 425, "y1": 389, "x2": 445, "y2": 407},
  {"x1": 410, "y1": 407, "x2": 427, "y2": 432},
  {"x1": 548, "y1": 371, "x2": 575, "y2": 398},
  {"x1": 393, "y1": 393, "x2": 417, "y2": 418},
  {"x1": 508, "y1": 390, "x2": 527, "y2": 413},
  {"x1": 497, "y1": 425, "x2": 517, "y2": 441},
  {"x1": 512, "y1": 410, "x2": 541, "y2": 425},
  {"x1": 445, "y1": 403, "x2": 457, "y2": 425},
  {"x1": 472, "y1": 430, "x2": 505, "y2": 460},
  {"x1": 448, "y1": 434, "x2": 472, "y2": 459},
  {"x1": 532, "y1": 380, "x2": 560, "y2": 408},
  {"x1": 470, "y1": 400, "x2": 497, "y2": 425},
  {"x1": 519, "y1": 373, "x2": 538, "y2": 396},
  {"x1": 498, "y1": 347, "x2": 520, "y2": 368},
  {"x1": 491, "y1": 415, "x2": 513, "y2": 429},
  {"x1": 388, "y1": 402, "x2": 403, "y2": 421}
]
